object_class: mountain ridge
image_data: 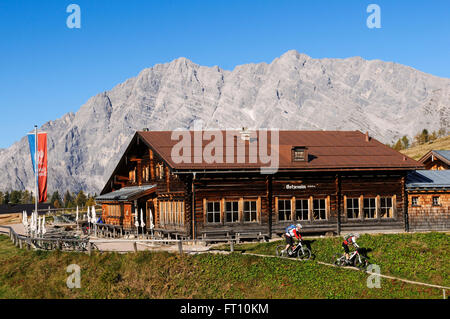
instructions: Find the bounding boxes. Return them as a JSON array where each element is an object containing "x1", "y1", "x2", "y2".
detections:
[{"x1": 0, "y1": 50, "x2": 448, "y2": 194}]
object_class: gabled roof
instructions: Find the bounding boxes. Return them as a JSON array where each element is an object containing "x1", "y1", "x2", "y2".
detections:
[
  {"x1": 96, "y1": 185, "x2": 157, "y2": 202},
  {"x1": 137, "y1": 130, "x2": 422, "y2": 171},
  {"x1": 418, "y1": 150, "x2": 450, "y2": 165},
  {"x1": 100, "y1": 130, "x2": 423, "y2": 195},
  {"x1": 406, "y1": 170, "x2": 450, "y2": 190}
]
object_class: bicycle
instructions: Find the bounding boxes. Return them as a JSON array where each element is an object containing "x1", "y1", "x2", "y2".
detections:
[
  {"x1": 331, "y1": 248, "x2": 369, "y2": 270},
  {"x1": 276, "y1": 240, "x2": 311, "y2": 260}
]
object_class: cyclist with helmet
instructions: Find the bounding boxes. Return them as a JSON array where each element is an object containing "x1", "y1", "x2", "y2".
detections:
[
  {"x1": 283, "y1": 223, "x2": 303, "y2": 254},
  {"x1": 342, "y1": 233, "x2": 360, "y2": 264}
]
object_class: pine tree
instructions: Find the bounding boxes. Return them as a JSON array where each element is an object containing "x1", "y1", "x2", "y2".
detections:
[
  {"x1": 21, "y1": 190, "x2": 32, "y2": 204},
  {"x1": 50, "y1": 191, "x2": 61, "y2": 206},
  {"x1": 401, "y1": 136, "x2": 409, "y2": 149},
  {"x1": 86, "y1": 196, "x2": 96, "y2": 207},
  {"x1": 429, "y1": 131, "x2": 438, "y2": 142},
  {"x1": 10, "y1": 190, "x2": 22, "y2": 204},
  {"x1": 63, "y1": 191, "x2": 73, "y2": 208},
  {"x1": 75, "y1": 190, "x2": 87, "y2": 208},
  {"x1": 421, "y1": 129, "x2": 429, "y2": 144},
  {"x1": 393, "y1": 139, "x2": 403, "y2": 151},
  {"x1": 4, "y1": 191, "x2": 10, "y2": 205}
]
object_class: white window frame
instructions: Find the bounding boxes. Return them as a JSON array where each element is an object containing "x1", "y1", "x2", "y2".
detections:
[
  {"x1": 243, "y1": 200, "x2": 258, "y2": 223},
  {"x1": 346, "y1": 198, "x2": 360, "y2": 219},
  {"x1": 295, "y1": 199, "x2": 309, "y2": 221}
]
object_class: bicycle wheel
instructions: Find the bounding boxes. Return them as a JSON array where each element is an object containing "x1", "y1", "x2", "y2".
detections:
[
  {"x1": 276, "y1": 245, "x2": 287, "y2": 257},
  {"x1": 354, "y1": 256, "x2": 369, "y2": 270},
  {"x1": 332, "y1": 253, "x2": 345, "y2": 266},
  {"x1": 297, "y1": 247, "x2": 311, "y2": 261}
]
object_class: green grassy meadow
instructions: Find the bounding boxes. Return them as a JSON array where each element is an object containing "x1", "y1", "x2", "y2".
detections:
[{"x1": 0, "y1": 232, "x2": 448, "y2": 299}]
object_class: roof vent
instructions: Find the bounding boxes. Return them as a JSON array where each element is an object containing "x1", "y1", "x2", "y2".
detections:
[
  {"x1": 142, "y1": 128, "x2": 149, "y2": 132},
  {"x1": 403, "y1": 155, "x2": 407, "y2": 161},
  {"x1": 365, "y1": 131, "x2": 370, "y2": 142}
]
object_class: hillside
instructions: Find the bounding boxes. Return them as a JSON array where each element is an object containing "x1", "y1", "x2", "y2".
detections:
[
  {"x1": 0, "y1": 50, "x2": 449, "y2": 194},
  {"x1": 400, "y1": 135, "x2": 450, "y2": 160},
  {"x1": 0, "y1": 232, "x2": 448, "y2": 299}
]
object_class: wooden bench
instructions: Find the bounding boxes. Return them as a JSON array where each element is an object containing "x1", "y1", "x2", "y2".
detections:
[{"x1": 237, "y1": 232, "x2": 269, "y2": 242}]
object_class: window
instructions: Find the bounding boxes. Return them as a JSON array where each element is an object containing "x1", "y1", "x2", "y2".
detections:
[
  {"x1": 411, "y1": 196, "x2": 419, "y2": 206},
  {"x1": 225, "y1": 201, "x2": 239, "y2": 223},
  {"x1": 364, "y1": 198, "x2": 376, "y2": 219},
  {"x1": 432, "y1": 196, "x2": 440, "y2": 206},
  {"x1": 244, "y1": 200, "x2": 257, "y2": 222},
  {"x1": 207, "y1": 201, "x2": 221, "y2": 223},
  {"x1": 278, "y1": 199, "x2": 291, "y2": 221},
  {"x1": 380, "y1": 197, "x2": 393, "y2": 218},
  {"x1": 313, "y1": 199, "x2": 326, "y2": 220},
  {"x1": 295, "y1": 199, "x2": 309, "y2": 220},
  {"x1": 292, "y1": 147, "x2": 307, "y2": 161},
  {"x1": 346, "y1": 198, "x2": 359, "y2": 219},
  {"x1": 159, "y1": 200, "x2": 185, "y2": 226}
]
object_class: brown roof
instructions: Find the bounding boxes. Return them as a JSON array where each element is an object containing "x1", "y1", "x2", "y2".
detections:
[{"x1": 137, "y1": 130, "x2": 422, "y2": 171}]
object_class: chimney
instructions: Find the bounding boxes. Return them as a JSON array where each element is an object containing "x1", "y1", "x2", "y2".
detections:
[
  {"x1": 403, "y1": 155, "x2": 407, "y2": 161},
  {"x1": 365, "y1": 131, "x2": 370, "y2": 142}
]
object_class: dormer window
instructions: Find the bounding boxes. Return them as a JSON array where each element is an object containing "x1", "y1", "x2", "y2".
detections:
[{"x1": 292, "y1": 147, "x2": 307, "y2": 162}]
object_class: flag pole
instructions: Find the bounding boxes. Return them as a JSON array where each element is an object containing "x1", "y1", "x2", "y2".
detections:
[{"x1": 34, "y1": 125, "x2": 38, "y2": 220}]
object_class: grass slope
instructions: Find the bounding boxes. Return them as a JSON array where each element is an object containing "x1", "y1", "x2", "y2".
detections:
[
  {"x1": 215, "y1": 232, "x2": 450, "y2": 288},
  {"x1": 0, "y1": 233, "x2": 448, "y2": 299},
  {"x1": 400, "y1": 135, "x2": 450, "y2": 160}
]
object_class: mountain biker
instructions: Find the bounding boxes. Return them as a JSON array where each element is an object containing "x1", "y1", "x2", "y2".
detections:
[
  {"x1": 342, "y1": 233, "x2": 360, "y2": 264},
  {"x1": 283, "y1": 223, "x2": 303, "y2": 254}
]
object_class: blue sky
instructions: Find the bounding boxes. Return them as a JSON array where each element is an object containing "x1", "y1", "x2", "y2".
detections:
[{"x1": 0, "y1": 0, "x2": 448, "y2": 148}]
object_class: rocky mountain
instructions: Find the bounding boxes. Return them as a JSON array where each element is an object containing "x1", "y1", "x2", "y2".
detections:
[{"x1": 0, "y1": 50, "x2": 449, "y2": 194}]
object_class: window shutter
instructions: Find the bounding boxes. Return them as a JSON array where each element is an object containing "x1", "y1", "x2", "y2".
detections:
[
  {"x1": 393, "y1": 195, "x2": 397, "y2": 219},
  {"x1": 257, "y1": 196, "x2": 261, "y2": 223},
  {"x1": 326, "y1": 196, "x2": 330, "y2": 220},
  {"x1": 291, "y1": 196, "x2": 296, "y2": 221},
  {"x1": 275, "y1": 197, "x2": 279, "y2": 222},
  {"x1": 203, "y1": 198, "x2": 207, "y2": 223}
]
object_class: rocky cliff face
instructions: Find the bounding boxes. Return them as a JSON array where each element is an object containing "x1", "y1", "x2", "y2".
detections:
[{"x1": 0, "y1": 50, "x2": 448, "y2": 194}]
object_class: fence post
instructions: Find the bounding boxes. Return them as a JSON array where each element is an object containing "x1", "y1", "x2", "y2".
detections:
[
  {"x1": 19, "y1": 238, "x2": 23, "y2": 249},
  {"x1": 88, "y1": 242, "x2": 92, "y2": 256},
  {"x1": 133, "y1": 242, "x2": 137, "y2": 253},
  {"x1": 178, "y1": 240, "x2": 183, "y2": 254},
  {"x1": 230, "y1": 240, "x2": 234, "y2": 252}
]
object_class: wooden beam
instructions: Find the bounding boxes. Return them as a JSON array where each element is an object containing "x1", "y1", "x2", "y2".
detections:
[{"x1": 149, "y1": 149, "x2": 155, "y2": 180}]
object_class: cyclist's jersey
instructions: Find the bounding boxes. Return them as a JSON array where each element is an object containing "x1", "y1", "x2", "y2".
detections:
[
  {"x1": 285, "y1": 225, "x2": 301, "y2": 240},
  {"x1": 343, "y1": 234, "x2": 359, "y2": 248}
]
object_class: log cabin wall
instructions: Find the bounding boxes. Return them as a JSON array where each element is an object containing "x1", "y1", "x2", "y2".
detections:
[
  {"x1": 192, "y1": 174, "x2": 269, "y2": 238},
  {"x1": 185, "y1": 171, "x2": 407, "y2": 238}
]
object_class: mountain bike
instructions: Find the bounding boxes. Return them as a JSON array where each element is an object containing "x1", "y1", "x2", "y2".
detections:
[
  {"x1": 331, "y1": 248, "x2": 369, "y2": 270},
  {"x1": 276, "y1": 240, "x2": 311, "y2": 260}
]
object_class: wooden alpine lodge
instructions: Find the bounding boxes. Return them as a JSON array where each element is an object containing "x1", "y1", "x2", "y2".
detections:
[{"x1": 96, "y1": 129, "x2": 424, "y2": 240}]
